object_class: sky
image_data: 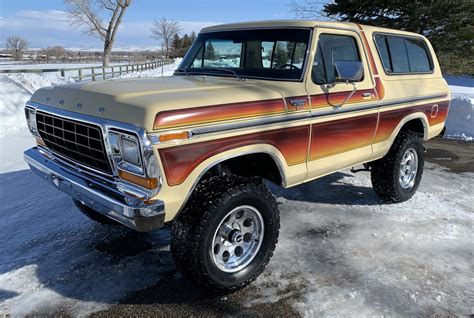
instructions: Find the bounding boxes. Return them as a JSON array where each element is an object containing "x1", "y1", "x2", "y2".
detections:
[{"x1": 0, "y1": 0, "x2": 307, "y2": 50}]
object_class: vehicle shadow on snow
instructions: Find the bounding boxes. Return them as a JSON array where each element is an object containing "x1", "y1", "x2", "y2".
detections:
[
  {"x1": 268, "y1": 171, "x2": 385, "y2": 206},
  {"x1": 0, "y1": 168, "x2": 385, "y2": 313}
]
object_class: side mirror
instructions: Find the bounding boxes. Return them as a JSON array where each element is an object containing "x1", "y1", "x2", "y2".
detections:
[{"x1": 334, "y1": 60, "x2": 363, "y2": 82}]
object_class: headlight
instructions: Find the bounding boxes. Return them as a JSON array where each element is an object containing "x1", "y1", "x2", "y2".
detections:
[
  {"x1": 25, "y1": 107, "x2": 39, "y2": 137},
  {"x1": 108, "y1": 131, "x2": 143, "y2": 175}
]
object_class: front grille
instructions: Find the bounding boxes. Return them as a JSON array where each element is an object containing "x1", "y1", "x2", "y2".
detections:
[{"x1": 36, "y1": 111, "x2": 112, "y2": 175}]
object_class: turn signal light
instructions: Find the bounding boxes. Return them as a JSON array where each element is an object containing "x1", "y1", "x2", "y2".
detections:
[
  {"x1": 118, "y1": 170, "x2": 159, "y2": 189},
  {"x1": 159, "y1": 131, "x2": 190, "y2": 142},
  {"x1": 36, "y1": 138, "x2": 46, "y2": 147}
]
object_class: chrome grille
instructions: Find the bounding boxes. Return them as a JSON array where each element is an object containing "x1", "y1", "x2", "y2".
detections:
[{"x1": 36, "y1": 111, "x2": 112, "y2": 175}]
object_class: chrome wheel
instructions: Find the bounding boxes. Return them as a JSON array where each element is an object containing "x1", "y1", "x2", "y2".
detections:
[
  {"x1": 211, "y1": 205, "x2": 264, "y2": 273},
  {"x1": 399, "y1": 148, "x2": 418, "y2": 189}
]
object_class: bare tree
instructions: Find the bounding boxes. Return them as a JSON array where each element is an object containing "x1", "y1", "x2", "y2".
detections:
[
  {"x1": 288, "y1": 0, "x2": 336, "y2": 20},
  {"x1": 64, "y1": 0, "x2": 132, "y2": 66},
  {"x1": 5, "y1": 36, "x2": 28, "y2": 61},
  {"x1": 151, "y1": 17, "x2": 181, "y2": 58},
  {"x1": 39, "y1": 46, "x2": 66, "y2": 63}
]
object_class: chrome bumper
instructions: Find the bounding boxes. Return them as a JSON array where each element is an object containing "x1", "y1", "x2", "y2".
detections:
[{"x1": 24, "y1": 147, "x2": 165, "y2": 232}]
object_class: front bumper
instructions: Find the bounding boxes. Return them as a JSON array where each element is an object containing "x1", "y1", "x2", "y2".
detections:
[{"x1": 24, "y1": 147, "x2": 165, "y2": 232}]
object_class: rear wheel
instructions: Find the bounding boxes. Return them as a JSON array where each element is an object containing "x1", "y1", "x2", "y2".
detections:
[
  {"x1": 171, "y1": 175, "x2": 280, "y2": 293},
  {"x1": 73, "y1": 199, "x2": 120, "y2": 225},
  {"x1": 371, "y1": 131, "x2": 424, "y2": 203}
]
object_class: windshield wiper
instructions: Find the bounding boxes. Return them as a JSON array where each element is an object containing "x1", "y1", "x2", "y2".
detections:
[{"x1": 201, "y1": 67, "x2": 243, "y2": 81}]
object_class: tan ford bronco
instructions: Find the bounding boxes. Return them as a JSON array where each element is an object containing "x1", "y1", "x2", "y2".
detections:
[{"x1": 24, "y1": 20, "x2": 449, "y2": 292}]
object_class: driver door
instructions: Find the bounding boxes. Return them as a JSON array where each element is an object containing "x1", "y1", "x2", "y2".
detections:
[{"x1": 305, "y1": 27, "x2": 379, "y2": 180}]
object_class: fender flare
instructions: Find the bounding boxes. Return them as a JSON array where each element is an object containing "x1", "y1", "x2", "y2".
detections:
[
  {"x1": 174, "y1": 144, "x2": 288, "y2": 215},
  {"x1": 388, "y1": 112, "x2": 430, "y2": 142}
]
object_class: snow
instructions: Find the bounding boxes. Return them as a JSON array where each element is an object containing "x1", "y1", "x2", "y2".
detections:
[
  {"x1": 115, "y1": 58, "x2": 181, "y2": 79},
  {"x1": 0, "y1": 73, "x2": 74, "y2": 137},
  {"x1": 0, "y1": 149, "x2": 472, "y2": 315},
  {"x1": 254, "y1": 167, "x2": 473, "y2": 316},
  {"x1": 0, "y1": 64, "x2": 472, "y2": 315},
  {"x1": 0, "y1": 62, "x2": 125, "y2": 71}
]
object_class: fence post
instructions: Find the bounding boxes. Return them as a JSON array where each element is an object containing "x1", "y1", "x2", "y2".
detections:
[
  {"x1": 161, "y1": 60, "x2": 164, "y2": 77},
  {"x1": 60, "y1": 69, "x2": 65, "y2": 77},
  {"x1": 78, "y1": 69, "x2": 82, "y2": 81},
  {"x1": 102, "y1": 67, "x2": 106, "y2": 80},
  {"x1": 111, "y1": 66, "x2": 114, "y2": 78},
  {"x1": 91, "y1": 68, "x2": 95, "y2": 81},
  {"x1": 119, "y1": 66, "x2": 122, "y2": 75}
]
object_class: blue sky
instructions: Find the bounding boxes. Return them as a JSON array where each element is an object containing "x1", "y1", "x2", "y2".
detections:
[{"x1": 0, "y1": 0, "x2": 301, "y2": 50}]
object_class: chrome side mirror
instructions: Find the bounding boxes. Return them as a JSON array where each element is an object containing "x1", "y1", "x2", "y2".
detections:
[{"x1": 334, "y1": 60, "x2": 363, "y2": 82}]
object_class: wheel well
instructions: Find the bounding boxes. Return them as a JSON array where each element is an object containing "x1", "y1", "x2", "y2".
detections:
[
  {"x1": 203, "y1": 153, "x2": 283, "y2": 186},
  {"x1": 399, "y1": 118, "x2": 425, "y2": 139}
]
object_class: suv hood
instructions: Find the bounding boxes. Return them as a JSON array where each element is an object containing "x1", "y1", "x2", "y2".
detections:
[{"x1": 30, "y1": 75, "x2": 284, "y2": 132}]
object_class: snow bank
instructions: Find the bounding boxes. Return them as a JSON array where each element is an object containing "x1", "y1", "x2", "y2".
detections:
[
  {"x1": 0, "y1": 73, "x2": 74, "y2": 137},
  {"x1": 444, "y1": 96, "x2": 473, "y2": 142},
  {"x1": 0, "y1": 59, "x2": 181, "y2": 138},
  {"x1": 117, "y1": 58, "x2": 181, "y2": 79}
]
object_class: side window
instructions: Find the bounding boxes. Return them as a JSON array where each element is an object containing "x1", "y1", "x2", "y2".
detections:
[
  {"x1": 374, "y1": 34, "x2": 433, "y2": 74},
  {"x1": 312, "y1": 34, "x2": 361, "y2": 84},
  {"x1": 387, "y1": 36, "x2": 410, "y2": 73},
  {"x1": 405, "y1": 38, "x2": 431, "y2": 72},
  {"x1": 374, "y1": 35, "x2": 391, "y2": 73}
]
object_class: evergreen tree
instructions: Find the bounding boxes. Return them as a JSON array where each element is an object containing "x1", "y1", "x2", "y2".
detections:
[
  {"x1": 205, "y1": 42, "x2": 216, "y2": 60},
  {"x1": 273, "y1": 43, "x2": 288, "y2": 68},
  {"x1": 190, "y1": 31, "x2": 197, "y2": 43},
  {"x1": 182, "y1": 34, "x2": 192, "y2": 50},
  {"x1": 171, "y1": 33, "x2": 182, "y2": 57},
  {"x1": 319, "y1": 0, "x2": 473, "y2": 75}
]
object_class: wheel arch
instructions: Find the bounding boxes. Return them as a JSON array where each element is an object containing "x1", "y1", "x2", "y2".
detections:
[
  {"x1": 390, "y1": 112, "x2": 430, "y2": 142},
  {"x1": 167, "y1": 144, "x2": 289, "y2": 218}
]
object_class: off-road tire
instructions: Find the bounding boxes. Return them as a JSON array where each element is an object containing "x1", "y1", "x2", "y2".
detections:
[
  {"x1": 371, "y1": 131, "x2": 424, "y2": 203},
  {"x1": 171, "y1": 175, "x2": 280, "y2": 293},
  {"x1": 73, "y1": 199, "x2": 120, "y2": 225}
]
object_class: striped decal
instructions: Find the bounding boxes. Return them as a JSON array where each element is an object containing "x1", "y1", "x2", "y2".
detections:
[
  {"x1": 154, "y1": 99, "x2": 285, "y2": 130},
  {"x1": 357, "y1": 24, "x2": 385, "y2": 100},
  {"x1": 159, "y1": 99, "x2": 449, "y2": 186},
  {"x1": 159, "y1": 125, "x2": 310, "y2": 186},
  {"x1": 375, "y1": 101, "x2": 449, "y2": 142},
  {"x1": 310, "y1": 113, "x2": 378, "y2": 160}
]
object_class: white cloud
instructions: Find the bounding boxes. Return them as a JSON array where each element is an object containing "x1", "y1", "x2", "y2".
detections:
[
  {"x1": 16, "y1": 10, "x2": 70, "y2": 21},
  {"x1": 0, "y1": 10, "x2": 219, "y2": 50}
]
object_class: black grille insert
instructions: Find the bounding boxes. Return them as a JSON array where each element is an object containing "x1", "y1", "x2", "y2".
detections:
[{"x1": 36, "y1": 111, "x2": 112, "y2": 174}]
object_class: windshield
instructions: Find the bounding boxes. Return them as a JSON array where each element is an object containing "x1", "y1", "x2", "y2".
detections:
[{"x1": 177, "y1": 28, "x2": 311, "y2": 81}]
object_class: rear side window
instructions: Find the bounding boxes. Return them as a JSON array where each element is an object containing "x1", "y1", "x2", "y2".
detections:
[
  {"x1": 374, "y1": 34, "x2": 433, "y2": 74},
  {"x1": 313, "y1": 34, "x2": 361, "y2": 84}
]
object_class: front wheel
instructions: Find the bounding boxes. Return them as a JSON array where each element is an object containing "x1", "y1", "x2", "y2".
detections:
[
  {"x1": 371, "y1": 131, "x2": 424, "y2": 203},
  {"x1": 171, "y1": 175, "x2": 280, "y2": 293}
]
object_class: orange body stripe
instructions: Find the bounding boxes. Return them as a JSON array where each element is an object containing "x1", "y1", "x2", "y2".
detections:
[
  {"x1": 154, "y1": 99, "x2": 285, "y2": 130},
  {"x1": 159, "y1": 126, "x2": 310, "y2": 186}
]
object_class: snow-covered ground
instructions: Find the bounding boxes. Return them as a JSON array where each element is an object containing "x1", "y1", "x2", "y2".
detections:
[
  {"x1": 0, "y1": 66, "x2": 472, "y2": 316},
  {"x1": 0, "y1": 149, "x2": 472, "y2": 316},
  {"x1": 0, "y1": 62, "x2": 131, "y2": 71}
]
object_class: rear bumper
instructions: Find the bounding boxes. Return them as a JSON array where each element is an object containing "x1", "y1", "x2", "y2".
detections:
[{"x1": 24, "y1": 147, "x2": 165, "y2": 232}]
